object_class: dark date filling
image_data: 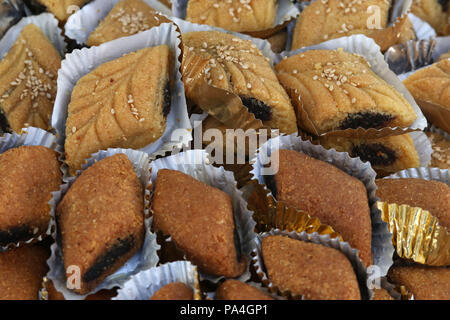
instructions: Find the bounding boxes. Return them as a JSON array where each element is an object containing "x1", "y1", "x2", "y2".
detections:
[
  {"x1": 0, "y1": 225, "x2": 34, "y2": 246},
  {"x1": 339, "y1": 112, "x2": 394, "y2": 130},
  {"x1": 83, "y1": 236, "x2": 135, "y2": 283},
  {"x1": 240, "y1": 96, "x2": 272, "y2": 122},
  {"x1": 351, "y1": 143, "x2": 397, "y2": 166},
  {"x1": 163, "y1": 80, "x2": 171, "y2": 117},
  {"x1": 0, "y1": 109, "x2": 11, "y2": 133}
]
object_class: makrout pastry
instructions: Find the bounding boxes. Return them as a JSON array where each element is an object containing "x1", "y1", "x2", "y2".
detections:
[
  {"x1": 371, "y1": 288, "x2": 395, "y2": 300},
  {"x1": 291, "y1": 0, "x2": 415, "y2": 51},
  {"x1": 439, "y1": 50, "x2": 450, "y2": 61},
  {"x1": 275, "y1": 49, "x2": 417, "y2": 134},
  {"x1": 37, "y1": 0, "x2": 90, "y2": 21},
  {"x1": 267, "y1": 149, "x2": 373, "y2": 267},
  {"x1": 186, "y1": 0, "x2": 278, "y2": 33},
  {"x1": 375, "y1": 178, "x2": 450, "y2": 230},
  {"x1": 262, "y1": 235, "x2": 361, "y2": 300},
  {"x1": 426, "y1": 131, "x2": 450, "y2": 169},
  {"x1": 150, "y1": 282, "x2": 194, "y2": 300},
  {"x1": 403, "y1": 58, "x2": 450, "y2": 109},
  {"x1": 0, "y1": 245, "x2": 49, "y2": 300},
  {"x1": 0, "y1": 146, "x2": 61, "y2": 247},
  {"x1": 318, "y1": 134, "x2": 420, "y2": 174},
  {"x1": 181, "y1": 31, "x2": 297, "y2": 134},
  {"x1": 388, "y1": 263, "x2": 450, "y2": 300},
  {"x1": 0, "y1": 24, "x2": 60, "y2": 133},
  {"x1": 152, "y1": 169, "x2": 246, "y2": 278},
  {"x1": 215, "y1": 280, "x2": 274, "y2": 300},
  {"x1": 411, "y1": 0, "x2": 448, "y2": 35},
  {"x1": 64, "y1": 45, "x2": 171, "y2": 174},
  {"x1": 45, "y1": 279, "x2": 118, "y2": 300},
  {"x1": 56, "y1": 154, "x2": 145, "y2": 294},
  {"x1": 87, "y1": 0, "x2": 171, "y2": 47}
]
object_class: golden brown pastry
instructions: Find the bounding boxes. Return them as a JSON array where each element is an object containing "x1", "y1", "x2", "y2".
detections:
[
  {"x1": 276, "y1": 49, "x2": 417, "y2": 134},
  {"x1": 0, "y1": 146, "x2": 61, "y2": 247},
  {"x1": 262, "y1": 235, "x2": 361, "y2": 300},
  {"x1": 87, "y1": 0, "x2": 171, "y2": 47},
  {"x1": 45, "y1": 279, "x2": 118, "y2": 300},
  {"x1": 291, "y1": 0, "x2": 415, "y2": 51},
  {"x1": 411, "y1": 0, "x2": 448, "y2": 35},
  {"x1": 56, "y1": 154, "x2": 145, "y2": 294},
  {"x1": 319, "y1": 134, "x2": 420, "y2": 175},
  {"x1": 0, "y1": 245, "x2": 49, "y2": 300},
  {"x1": 64, "y1": 45, "x2": 171, "y2": 174},
  {"x1": 426, "y1": 131, "x2": 450, "y2": 169},
  {"x1": 439, "y1": 50, "x2": 450, "y2": 61},
  {"x1": 150, "y1": 282, "x2": 194, "y2": 300},
  {"x1": 37, "y1": 0, "x2": 90, "y2": 21},
  {"x1": 268, "y1": 149, "x2": 373, "y2": 267},
  {"x1": 152, "y1": 169, "x2": 247, "y2": 278},
  {"x1": 388, "y1": 264, "x2": 450, "y2": 300},
  {"x1": 182, "y1": 31, "x2": 297, "y2": 134},
  {"x1": 186, "y1": 0, "x2": 278, "y2": 33},
  {"x1": 0, "y1": 24, "x2": 60, "y2": 133},
  {"x1": 215, "y1": 280, "x2": 274, "y2": 300},
  {"x1": 376, "y1": 178, "x2": 450, "y2": 230},
  {"x1": 371, "y1": 288, "x2": 395, "y2": 300},
  {"x1": 403, "y1": 59, "x2": 450, "y2": 109}
]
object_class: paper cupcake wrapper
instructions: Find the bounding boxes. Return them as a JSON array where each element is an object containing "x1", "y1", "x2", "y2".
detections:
[
  {"x1": 112, "y1": 261, "x2": 201, "y2": 300},
  {"x1": 378, "y1": 167, "x2": 450, "y2": 266},
  {"x1": 172, "y1": 0, "x2": 299, "y2": 39},
  {"x1": 251, "y1": 229, "x2": 372, "y2": 300},
  {"x1": 148, "y1": 149, "x2": 257, "y2": 283},
  {"x1": 0, "y1": 12, "x2": 66, "y2": 58},
  {"x1": 46, "y1": 148, "x2": 160, "y2": 300},
  {"x1": 0, "y1": 0, "x2": 28, "y2": 39},
  {"x1": 408, "y1": 13, "x2": 437, "y2": 41},
  {"x1": 428, "y1": 124, "x2": 450, "y2": 140},
  {"x1": 250, "y1": 133, "x2": 395, "y2": 275},
  {"x1": 369, "y1": 276, "x2": 402, "y2": 300},
  {"x1": 0, "y1": 127, "x2": 63, "y2": 252},
  {"x1": 64, "y1": 0, "x2": 172, "y2": 45},
  {"x1": 52, "y1": 22, "x2": 192, "y2": 177},
  {"x1": 277, "y1": 34, "x2": 427, "y2": 139}
]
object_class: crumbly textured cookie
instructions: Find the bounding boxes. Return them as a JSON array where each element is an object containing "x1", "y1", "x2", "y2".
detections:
[
  {"x1": 182, "y1": 31, "x2": 297, "y2": 134},
  {"x1": 0, "y1": 245, "x2": 49, "y2": 300},
  {"x1": 186, "y1": 0, "x2": 278, "y2": 33},
  {"x1": 215, "y1": 280, "x2": 274, "y2": 300},
  {"x1": 150, "y1": 282, "x2": 194, "y2": 300},
  {"x1": 291, "y1": 0, "x2": 414, "y2": 51},
  {"x1": 426, "y1": 131, "x2": 450, "y2": 169},
  {"x1": 152, "y1": 169, "x2": 246, "y2": 278},
  {"x1": 45, "y1": 280, "x2": 118, "y2": 300},
  {"x1": 262, "y1": 236, "x2": 361, "y2": 300},
  {"x1": 411, "y1": 0, "x2": 448, "y2": 35},
  {"x1": 319, "y1": 134, "x2": 420, "y2": 175},
  {"x1": 65, "y1": 46, "x2": 171, "y2": 174},
  {"x1": 276, "y1": 49, "x2": 417, "y2": 134},
  {"x1": 375, "y1": 178, "x2": 450, "y2": 230},
  {"x1": 371, "y1": 288, "x2": 395, "y2": 300},
  {"x1": 403, "y1": 59, "x2": 450, "y2": 109},
  {"x1": 388, "y1": 264, "x2": 450, "y2": 300},
  {"x1": 268, "y1": 149, "x2": 372, "y2": 267},
  {"x1": 87, "y1": 0, "x2": 171, "y2": 46},
  {"x1": 57, "y1": 154, "x2": 145, "y2": 294},
  {"x1": 0, "y1": 24, "x2": 60, "y2": 133},
  {"x1": 37, "y1": 0, "x2": 90, "y2": 21},
  {"x1": 0, "y1": 146, "x2": 61, "y2": 246}
]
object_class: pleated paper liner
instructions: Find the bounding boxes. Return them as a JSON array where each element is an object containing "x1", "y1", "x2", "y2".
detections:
[
  {"x1": 172, "y1": 0, "x2": 299, "y2": 39},
  {"x1": 377, "y1": 202, "x2": 450, "y2": 266},
  {"x1": 408, "y1": 13, "x2": 438, "y2": 40},
  {"x1": 0, "y1": 127, "x2": 63, "y2": 252},
  {"x1": 250, "y1": 133, "x2": 395, "y2": 275},
  {"x1": 112, "y1": 261, "x2": 202, "y2": 300},
  {"x1": 276, "y1": 34, "x2": 427, "y2": 140},
  {"x1": 46, "y1": 148, "x2": 160, "y2": 300},
  {"x1": 251, "y1": 229, "x2": 372, "y2": 300},
  {"x1": 147, "y1": 150, "x2": 257, "y2": 284}
]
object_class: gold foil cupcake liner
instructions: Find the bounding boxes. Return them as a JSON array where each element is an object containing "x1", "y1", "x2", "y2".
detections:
[
  {"x1": 46, "y1": 148, "x2": 160, "y2": 300},
  {"x1": 113, "y1": 261, "x2": 202, "y2": 300},
  {"x1": 251, "y1": 229, "x2": 372, "y2": 300},
  {"x1": 377, "y1": 202, "x2": 450, "y2": 266},
  {"x1": 0, "y1": 127, "x2": 63, "y2": 252},
  {"x1": 147, "y1": 150, "x2": 257, "y2": 284}
]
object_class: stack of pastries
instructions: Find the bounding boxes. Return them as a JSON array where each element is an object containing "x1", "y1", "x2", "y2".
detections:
[{"x1": 0, "y1": 0, "x2": 449, "y2": 302}]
